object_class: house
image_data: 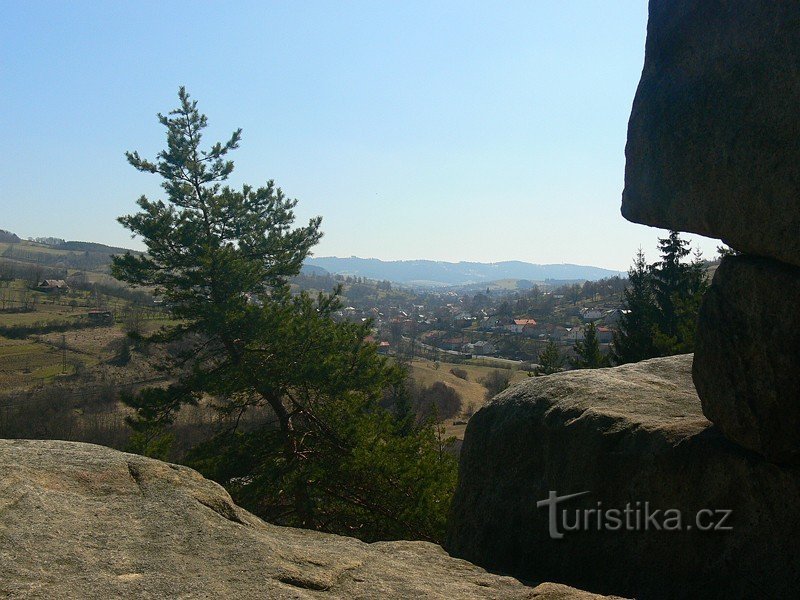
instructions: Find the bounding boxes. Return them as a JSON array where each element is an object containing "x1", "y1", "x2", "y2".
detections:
[
  {"x1": 471, "y1": 340, "x2": 496, "y2": 355},
  {"x1": 563, "y1": 327, "x2": 585, "y2": 342},
  {"x1": 38, "y1": 279, "x2": 69, "y2": 292},
  {"x1": 439, "y1": 337, "x2": 465, "y2": 351},
  {"x1": 581, "y1": 308, "x2": 603, "y2": 321},
  {"x1": 480, "y1": 315, "x2": 506, "y2": 330},
  {"x1": 600, "y1": 308, "x2": 628, "y2": 327},
  {"x1": 596, "y1": 326, "x2": 614, "y2": 344},
  {"x1": 529, "y1": 323, "x2": 567, "y2": 341},
  {"x1": 506, "y1": 318, "x2": 537, "y2": 334}
]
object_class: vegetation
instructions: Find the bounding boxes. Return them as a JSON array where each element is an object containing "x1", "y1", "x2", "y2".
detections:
[
  {"x1": 610, "y1": 249, "x2": 657, "y2": 364},
  {"x1": 480, "y1": 369, "x2": 511, "y2": 400},
  {"x1": 535, "y1": 339, "x2": 565, "y2": 376},
  {"x1": 111, "y1": 89, "x2": 456, "y2": 543},
  {"x1": 612, "y1": 231, "x2": 708, "y2": 364},
  {"x1": 407, "y1": 380, "x2": 463, "y2": 421},
  {"x1": 449, "y1": 367, "x2": 469, "y2": 380},
  {"x1": 571, "y1": 321, "x2": 607, "y2": 369}
]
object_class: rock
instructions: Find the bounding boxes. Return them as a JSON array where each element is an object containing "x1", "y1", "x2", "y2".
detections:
[
  {"x1": 693, "y1": 255, "x2": 800, "y2": 465},
  {"x1": 0, "y1": 439, "x2": 618, "y2": 600},
  {"x1": 446, "y1": 355, "x2": 800, "y2": 599},
  {"x1": 621, "y1": 0, "x2": 800, "y2": 267}
]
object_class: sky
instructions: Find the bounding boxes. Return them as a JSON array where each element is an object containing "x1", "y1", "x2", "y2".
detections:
[{"x1": 0, "y1": 1, "x2": 720, "y2": 271}]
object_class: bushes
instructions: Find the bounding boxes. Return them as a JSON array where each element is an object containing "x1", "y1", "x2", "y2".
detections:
[
  {"x1": 410, "y1": 381, "x2": 463, "y2": 421},
  {"x1": 480, "y1": 369, "x2": 511, "y2": 400},
  {"x1": 0, "y1": 318, "x2": 98, "y2": 339},
  {"x1": 449, "y1": 367, "x2": 469, "y2": 380}
]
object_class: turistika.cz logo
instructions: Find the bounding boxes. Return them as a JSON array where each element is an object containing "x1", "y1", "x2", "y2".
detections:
[{"x1": 536, "y1": 491, "x2": 733, "y2": 540}]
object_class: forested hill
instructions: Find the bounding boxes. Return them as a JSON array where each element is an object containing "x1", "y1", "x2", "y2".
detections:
[{"x1": 305, "y1": 256, "x2": 623, "y2": 286}]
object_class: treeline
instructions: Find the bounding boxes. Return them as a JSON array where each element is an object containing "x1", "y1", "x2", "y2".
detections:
[
  {"x1": 0, "y1": 258, "x2": 68, "y2": 284},
  {"x1": 0, "y1": 318, "x2": 100, "y2": 339},
  {"x1": 612, "y1": 231, "x2": 708, "y2": 363},
  {"x1": 0, "y1": 242, "x2": 120, "y2": 272}
]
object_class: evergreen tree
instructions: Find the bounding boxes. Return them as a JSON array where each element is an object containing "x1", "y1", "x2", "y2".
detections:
[
  {"x1": 535, "y1": 339, "x2": 564, "y2": 376},
  {"x1": 113, "y1": 89, "x2": 456, "y2": 543},
  {"x1": 611, "y1": 248, "x2": 658, "y2": 364},
  {"x1": 650, "y1": 233, "x2": 708, "y2": 355},
  {"x1": 612, "y1": 233, "x2": 708, "y2": 363},
  {"x1": 651, "y1": 231, "x2": 691, "y2": 339},
  {"x1": 571, "y1": 321, "x2": 606, "y2": 369}
]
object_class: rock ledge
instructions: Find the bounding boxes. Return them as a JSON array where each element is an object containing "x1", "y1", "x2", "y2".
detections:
[{"x1": 0, "y1": 439, "x2": 616, "y2": 599}]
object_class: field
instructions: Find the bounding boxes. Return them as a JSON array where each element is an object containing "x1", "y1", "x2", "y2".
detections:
[
  {"x1": 0, "y1": 264, "x2": 530, "y2": 448},
  {"x1": 0, "y1": 274, "x2": 170, "y2": 391},
  {"x1": 402, "y1": 358, "x2": 530, "y2": 439}
]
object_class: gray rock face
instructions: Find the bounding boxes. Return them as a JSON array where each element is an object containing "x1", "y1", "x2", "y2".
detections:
[
  {"x1": 693, "y1": 255, "x2": 800, "y2": 465},
  {"x1": 0, "y1": 439, "x2": 618, "y2": 600},
  {"x1": 446, "y1": 355, "x2": 800, "y2": 599},
  {"x1": 622, "y1": 0, "x2": 800, "y2": 267}
]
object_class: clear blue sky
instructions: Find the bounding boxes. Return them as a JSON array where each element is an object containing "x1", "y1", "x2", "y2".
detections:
[{"x1": 0, "y1": 0, "x2": 718, "y2": 271}]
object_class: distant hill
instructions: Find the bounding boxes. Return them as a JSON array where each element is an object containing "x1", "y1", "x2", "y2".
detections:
[
  {"x1": 0, "y1": 229, "x2": 21, "y2": 243},
  {"x1": 54, "y1": 240, "x2": 135, "y2": 255},
  {"x1": 305, "y1": 256, "x2": 623, "y2": 287},
  {"x1": 300, "y1": 264, "x2": 329, "y2": 277}
]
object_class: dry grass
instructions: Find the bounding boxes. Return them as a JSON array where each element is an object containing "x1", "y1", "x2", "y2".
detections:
[
  {"x1": 0, "y1": 336, "x2": 93, "y2": 388},
  {"x1": 402, "y1": 358, "x2": 530, "y2": 439}
]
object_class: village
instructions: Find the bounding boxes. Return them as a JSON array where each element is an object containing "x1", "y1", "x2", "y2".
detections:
[{"x1": 315, "y1": 273, "x2": 629, "y2": 365}]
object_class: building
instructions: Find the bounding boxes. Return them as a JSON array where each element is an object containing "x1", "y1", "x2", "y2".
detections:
[
  {"x1": 505, "y1": 318, "x2": 537, "y2": 334},
  {"x1": 471, "y1": 340, "x2": 496, "y2": 355},
  {"x1": 38, "y1": 279, "x2": 69, "y2": 292},
  {"x1": 581, "y1": 308, "x2": 603, "y2": 321},
  {"x1": 595, "y1": 326, "x2": 614, "y2": 344}
]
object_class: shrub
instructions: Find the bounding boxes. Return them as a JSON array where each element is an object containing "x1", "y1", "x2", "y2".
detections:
[{"x1": 449, "y1": 367, "x2": 468, "y2": 380}]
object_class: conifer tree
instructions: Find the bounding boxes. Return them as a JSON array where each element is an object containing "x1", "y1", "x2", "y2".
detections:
[
  {"x1": 650, "y1": 232, "x2": 708, "y2": 355},
  {"x1": 612, "y1": 233, "x2": 708, "y2": 362},
  {"x1": 112, "y1": 88, "x2": 456, "y2": 543},
  {"x1": 535, "y1": 339, "x2": 565, "y2": 376},
  {"x1": 571, "y1": 321, "x2": 606, "y2": 369},
  {"x1": 611, "y1": 248, "x2": 658, "y2": 364}
]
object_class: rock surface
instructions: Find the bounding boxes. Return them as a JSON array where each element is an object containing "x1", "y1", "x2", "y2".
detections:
[
  {"x1": 446, "y1": 355, "x2": 800, "y2": 599},
  {"x1": 693, "y1": 255, "x2": 800, "y2": 465},
  {"x1": 622, "y1": 0, "x2": 800, "y2": 267},
  {"x1": 0, "y1": 439, "x2": 619, "y2": 599}
]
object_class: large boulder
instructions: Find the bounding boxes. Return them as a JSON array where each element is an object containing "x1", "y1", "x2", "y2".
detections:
[
  {"x1": 693, "y1": 255, "x2": 800, "y2": 465},
  {"x1": 446, "y1": 355, "x2": 800, "y2": 599},
  {"x1": 622, "y1": 0, "x2": 800, "y2": 267},
  {"x1": 0, "y1": 439, "x2": 618, "y2": 600}
]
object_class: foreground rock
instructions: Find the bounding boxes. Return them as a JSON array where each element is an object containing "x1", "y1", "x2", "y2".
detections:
[
  {"x1": 0, "y1": 439, "x2": 619, "y2": 599},
  {"x1": 447, "y1": 355, "x2": 800, "y2": 599},
  {"x1": 622, "y1": 0, "x2": 800, "y2": 267},
  {"x1": 694, "y1": 255, "x2": 800, "y2": 465}
]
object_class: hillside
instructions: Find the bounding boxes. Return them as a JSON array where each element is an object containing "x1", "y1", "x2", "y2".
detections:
[
  {"x1": 0, "y1": 235, "x2": 326, "y2": 282},
  {"x1": 306, "y1": 256, "x2": 623, "y2": 287}
]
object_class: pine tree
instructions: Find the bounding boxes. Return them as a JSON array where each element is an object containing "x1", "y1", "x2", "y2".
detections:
[
  {"x1": 611, "y1": 248, "x2": 658, "y2": 364},
  {"x1": 535, "y1": 339, "x2": 565, "y2": 376},
  {"x1": 650, "y1": 232, "x2": 708, "y2": 355},
  {"x1": 651, "y1": 231, "x2": 692, "y2": 339},
  {"x1": 112, "y1": 89, "x2": 456, "y2": 543},
  {"x1": 612, "y1": 233, "x2": 709, "y2": 363},
  {"x1": 571, "y1": 321, "x2": 606, "y2": 369}
]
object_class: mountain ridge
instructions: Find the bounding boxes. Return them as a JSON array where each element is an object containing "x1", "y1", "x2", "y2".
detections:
[{"x1": 305, "y1": 256, "x2": 624, "y2": 286}]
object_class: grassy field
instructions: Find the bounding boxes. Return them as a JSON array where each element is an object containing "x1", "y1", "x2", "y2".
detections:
[
  {"x1": 0, "y1": 241, "x2": 70, "y2": 256},
  {"x1": 0, "y1": 276, "x2": 155, "y2": 389},
  {"x1": 0, "y1": 335, "x2": 97, "y2": 387},
  {"x1": 402, "y1": 358, "x2": 530, "y2": 439}
]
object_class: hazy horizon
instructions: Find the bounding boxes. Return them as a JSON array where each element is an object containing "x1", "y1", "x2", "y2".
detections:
[{"x1": 1, "y1": 1, "x2": 721, "y2": 271}]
